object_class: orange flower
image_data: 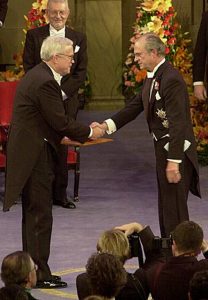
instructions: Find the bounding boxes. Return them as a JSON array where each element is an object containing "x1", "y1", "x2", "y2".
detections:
[{"x1": 135, "y1": 69, "x2": 147, "y2": 83}]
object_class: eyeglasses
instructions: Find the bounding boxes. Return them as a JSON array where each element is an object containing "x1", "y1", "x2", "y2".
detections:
[
  {"x1": 31, "y1": 264, "x2": 38, "y2": 272},
  {"x1": 56, "y1": 53, "x2": 74, "y2": 61},
  {"x1": 47, "y1": 9, "x2": 68, "y2": 17}
]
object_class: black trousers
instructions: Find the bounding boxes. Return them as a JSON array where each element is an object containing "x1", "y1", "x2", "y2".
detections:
[
  {"x1": 52, "y1": 96, "x2": 79, "y2": 204},
  {"x1": 22, "y1": 142, "x2": 55, "y2": 281},
  {"x1": 154, "y1": 139, "x2": 194, "y2": 237},
  {"x1": 53, "y1": 144, "x2": 68, "y2": 203}
]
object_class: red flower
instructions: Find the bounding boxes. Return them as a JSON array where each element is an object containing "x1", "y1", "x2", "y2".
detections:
[
  {"x1": 164, "y1": 30, "x2": 171, "y2": 36},
  {"x1": 165, "y1": 47, "x2": 170, "y2": 54},
  {"x1": 167, "y1": 37, "x2": 176, "y2": 45}
]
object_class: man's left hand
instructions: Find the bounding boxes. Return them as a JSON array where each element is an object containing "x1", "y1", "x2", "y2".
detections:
[{"x1": 166, "y1": 161, "x2": 181, "y2": 183}]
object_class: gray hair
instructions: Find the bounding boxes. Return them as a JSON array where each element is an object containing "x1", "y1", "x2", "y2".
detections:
[
  {"x1": 47, "y1": 0, "x2": 69, "y2": 9},
  {"x1": 40, "y1": 36, "x2": 73, "y2": 61},
  {"x1": 136, "y1": 32, "x2": 166, "y2": 57}
]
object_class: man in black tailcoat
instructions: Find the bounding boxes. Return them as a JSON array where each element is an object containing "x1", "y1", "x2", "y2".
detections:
[
  {"x1": 93, "y1": 33, "x2": 200, "y2": 237},
  {"x1": 3, "y1": 36, "x2": 103, "y2": 289},
  {"x1": 23, "y1": 0, "x2": 87, "y2": 208}
]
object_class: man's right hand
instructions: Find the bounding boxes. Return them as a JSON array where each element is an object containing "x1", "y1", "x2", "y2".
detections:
[
  {"x1": 91, "y1": 126, "x2": 105, "y2": 139},
  {"x1": 194, "y1": 85, "x2": 207, "y2": 100},
  {"x1": 90, "y1": 121, "x2": 108, "y2": 131}
]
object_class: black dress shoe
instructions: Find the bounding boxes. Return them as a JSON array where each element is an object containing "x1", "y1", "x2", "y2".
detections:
[
  {"x1": 35, "y1": 279, "x2": 67, "y2": 289},
  {"x1": 52, "y1": 275, "x2": 61, "y2": 281},
  {"x1": 62, "y1": 200, "x2": 76, "y2": 209},
  {"x1": 54, "y1": 199, "x2": 76, "y2": 209}
]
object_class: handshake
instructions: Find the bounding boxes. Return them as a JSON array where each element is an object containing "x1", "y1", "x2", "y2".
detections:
[
  {"x1": 90, "y1": 121, "x2": 108, "y2": 140},
  {"x1": 61, "y1": 121, "x2": 109, "y2": 146}
]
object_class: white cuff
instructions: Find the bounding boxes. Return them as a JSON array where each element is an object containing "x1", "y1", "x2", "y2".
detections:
[
  {"x1": 105, "y1": 119, "x2": 117, "y2": 134},
  {"x1": 88, "y1": 127, "x2": 93, "y2": 138},
  {"x1": 167, "y1": 159, "x2": 182, "y2": 163},
  {"x1": 193, "y1": 81, "x2": 204, "y2": 86}
]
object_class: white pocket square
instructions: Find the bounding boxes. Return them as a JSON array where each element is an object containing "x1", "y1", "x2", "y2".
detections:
[
  {"x1": 75, "y1": 45, "x2": 80, "y2": 53},
  {"x1": 155, "y1": 91, "x2": 161, "y2": 100}
]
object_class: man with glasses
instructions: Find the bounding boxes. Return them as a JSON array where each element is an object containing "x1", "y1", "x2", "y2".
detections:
[
  {"x1": 23, "y1": 0, "x2": 87, "y2": 209},
  {"x1": 4, "y1": 36, "x2": 104, "y2": 289},
  {"x1": 1, "y1": 251, "x2": 38, "y2": 299}
]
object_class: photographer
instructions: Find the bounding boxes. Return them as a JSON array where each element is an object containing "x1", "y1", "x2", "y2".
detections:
[
  {"x1": 116, "y1": 221, "x2": 208, "y2": 300},
  {"x1": 76, "y1": 229, "x2": 149, "y2": 300}
]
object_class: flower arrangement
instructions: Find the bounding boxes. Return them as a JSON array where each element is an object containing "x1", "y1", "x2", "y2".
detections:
[
  {"x1": 190, "y1": 96, "x2": 208, "y2": 166},
  {"x1": 0, "y1": 0, "x2": 49, "y2": 82},
  {"x1": 0, "y1": 51, "x2": 25, "y2": 82},
  {"x1": 123, "y1": 0, "x2": 192, "y2": 97},
  {"x1": 123, "y1": 0, "x2": 208, "y2": 165},
  {"x1": 24, "y1": 0, "x2": 48, "y2": 30}
]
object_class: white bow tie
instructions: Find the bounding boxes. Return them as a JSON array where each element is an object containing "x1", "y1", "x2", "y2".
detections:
[
  {"x1": 147, "y1": 71, "x2": 155, "y2": 79},
  {"x1": 50, "y1": 27, "x2": 65, "y2": 37}
]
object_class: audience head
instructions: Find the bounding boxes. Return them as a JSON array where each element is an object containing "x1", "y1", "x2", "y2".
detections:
[
  {"x1": 171, "y1": 221, "x2": 203, "y2": 256},
  {"x1": 189, "y1": 270, "x2": 208, "y2": 300},
  {"x1": 84, "y1": 296, "x2": 105, "y2": 300},
  {"x1": 97, "y1": 229, "x2": 130, "y2": 264},
  {"x1": 1, "y1": 251, "x2": 37, "y2": 289},
  {"x1": 41, "y1": 36, "x2": 74, "y2": 76},
  {"x1": 86, "y1": 252, "x2": 127, "y2": 299},
  {"x1": 0, "y1": 284, "x2": 29, "y2": 300},
  {"x1": 134, "y1": 32, "x2": 166, "y2": 71},
  {"x1": 46, "y1": 0, "x2": 69, "y2": 31}
]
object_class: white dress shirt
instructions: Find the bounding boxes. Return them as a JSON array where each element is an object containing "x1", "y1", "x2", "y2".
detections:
[{"x1": 49, "y1": 25, "x2": 67, "y2": 100}]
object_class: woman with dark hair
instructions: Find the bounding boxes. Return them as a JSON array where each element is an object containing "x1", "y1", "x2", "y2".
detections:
[{"x1": 86, "y1": 252, "x2": 127, "y2": 300}]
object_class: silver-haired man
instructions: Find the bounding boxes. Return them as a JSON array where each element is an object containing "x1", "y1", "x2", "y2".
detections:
[{"x1": 4, "y1": 36, "x2": 103, "y2": 289}]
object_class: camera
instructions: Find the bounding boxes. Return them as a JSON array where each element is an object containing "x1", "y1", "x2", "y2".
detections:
[
  {"x1": 128, "y1": 232, "x2": 140, "y2": 257},
  {"x1": 128, "y1": 232, "x2": 144, "y2": 266},
  {"x1": 153, "y1": 236, "x2": 172, "y2": 249}
]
